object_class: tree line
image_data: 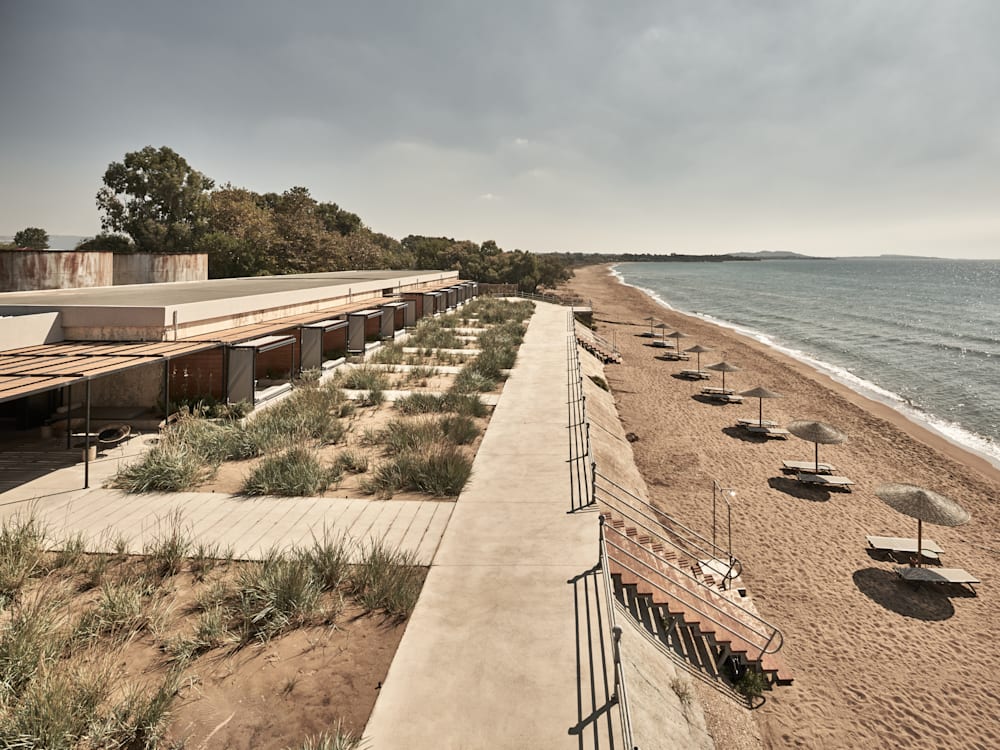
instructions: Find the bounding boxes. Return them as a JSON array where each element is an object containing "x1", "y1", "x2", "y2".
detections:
[{"x1": 57, "y1": 145, "x2": 569, "y2": 291}]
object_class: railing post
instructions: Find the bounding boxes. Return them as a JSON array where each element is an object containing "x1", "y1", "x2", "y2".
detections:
[
  {"x1": 610, "y1": 625, "x2": 623, "y2": 702},
  {"x1": 598, "y1": 514, "x2": 606, "y2": 566}
]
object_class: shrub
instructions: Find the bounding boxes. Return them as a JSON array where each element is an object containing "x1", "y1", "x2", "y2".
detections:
[
  {"x1": 340, "y1": 366, "x2": 390, "y2": 392},
  {"x1": 363, "y1": 446, "x2": 472, "y2": 499},
  {"x1": 303, "y1": 532, "x2": 353, "y2": 591},
  {"x1": 441, "y1": 393, "x2": 489, "y2": 418},
  {"x1": 332, "y1": 450, "x2": 369, "y2": 475},
  {"x1": 451, "y1": 366, "x2": 497, "y2": 394},
  {"x1": 394, "y1": 392, "x2": 446, "y2": 414},
  {"x1": 371, "y1": 344, "x2": 405, "y2": 364}
]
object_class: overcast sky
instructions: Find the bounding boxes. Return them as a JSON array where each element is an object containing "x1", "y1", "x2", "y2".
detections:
[{"x1": 2, "y1": 1, "x2": 999, "y2": 258}]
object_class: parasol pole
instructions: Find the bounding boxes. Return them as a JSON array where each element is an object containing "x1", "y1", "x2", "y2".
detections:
[
  {"x1": 916, "y1": 519, "x2": 923, "y2": 568},
  {"x1": 814, "y1": 441, "x2": 819, "y2": 473},
  {"x1": 758, "y1": 398, "x2": 763, "y2": 425}
]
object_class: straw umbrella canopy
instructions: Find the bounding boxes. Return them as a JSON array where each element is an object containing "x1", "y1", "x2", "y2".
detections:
[
  {"x1": 685, "y1": 344, "x2": 713, "y2": 371},
  {"x1": 653, "y1": 322, "x2": 671, "y2": 345},
  {"x1": 642, "y1": 316, "x2": 657, "y2": 336},
  {"x1": 739, "y1": 386, "x2": 784, "y2": 425},
  {"x1": 875, "y1": 483, "x2": 970, "y2": 568},
  {"x1": 706, "y1": 361, "x2": 741, "y2": 390},
  {"x1": 787, "y1": 420, "x2": 847, "y2": 473},
  {"x1": 668, "y1": 330, "x2": 690, "y2": 352}
]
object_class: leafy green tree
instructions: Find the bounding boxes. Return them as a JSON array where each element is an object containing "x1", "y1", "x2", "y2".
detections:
[
  {"x1": 13, "y1": 227, "x2": 48, "y2": 249},
  {"x1": 74, "y1": 233, "x2": 135, "y2": 253},
  {"x1": 200, "y1": 186, "x2": 277, "y2": 277},
  {"x1": 97, "y1": 146, "x2": 214, "y2": 253}
]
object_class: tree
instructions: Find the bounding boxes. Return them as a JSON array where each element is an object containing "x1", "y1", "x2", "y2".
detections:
[
  {"x1": 74, "y1": 233, "x2": 135, "y2": 253},
  {"x1": 97, "y1": 146, "x2": 215, "y2": 253},
  {"x1": 13, "y1": 227, "x2": 48, "y2": 249}
]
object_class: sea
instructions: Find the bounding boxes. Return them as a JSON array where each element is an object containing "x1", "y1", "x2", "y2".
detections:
[{"x1": 612, "y1": 257, "x2": 1000, "y2": 469}]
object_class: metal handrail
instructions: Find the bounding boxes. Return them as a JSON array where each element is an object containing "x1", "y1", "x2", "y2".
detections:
[
  {"x1": 599, "y1": 517, "x2": 638, "y2": 750},
  {"x1": 602, "y1": 528, "x2": 783, "y2": 657},
  {"x1": 594, "y1": 471, "x2": 743, "y2": 581}
]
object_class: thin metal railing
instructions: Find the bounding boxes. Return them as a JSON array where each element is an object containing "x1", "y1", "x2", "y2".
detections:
[
  {"x1": 593, "y1": 472, "x2": 743, "y2": 583},
  {"x1": 595, "y1": 480, "x2": 784, "y2": 657},
  {"x1": 599, "y1": 517, "x2": 638, "y2": 750}
]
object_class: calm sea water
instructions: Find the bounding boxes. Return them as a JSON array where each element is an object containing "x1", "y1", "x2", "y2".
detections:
[{"x1": 613, "y1": 258, "x2": 1000, "y2": 467}]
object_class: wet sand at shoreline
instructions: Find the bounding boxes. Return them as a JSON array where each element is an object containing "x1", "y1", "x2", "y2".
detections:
[{"x1": 567, "y1": 264, "x2": 1000, "y2": 749}]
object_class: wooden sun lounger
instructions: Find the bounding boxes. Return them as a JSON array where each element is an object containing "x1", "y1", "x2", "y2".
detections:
[
  {"x1": 738, "y1": 418, "x2": 777, "y2": 428},
  {"x1": 867, "y1": 535, "x2": 943, "y2": 563},
  {"x1": 782, "y1": 460, "x2": 836, "y2": 475},
  {"x1": 701, "y1": 387, "x2": 733, "y2": 395},
  {"x1": 894, "y1": 566, "x2": 979, "y2": 595},
  {"x1": 795, "y1": 473, "x2": 854, "y2": 491},
  {"x1": 678, "y1": 369, "x2": 710, "y2": 380},
  {"x1": 746, "y1": 425, "x2": 789, "y2": 439},
  {"x1": 701, "y1": 391, "x2": 744, "y2": 404},
  {"x1": 660, "y1": 353, "x2": 690, "y2": 361}
]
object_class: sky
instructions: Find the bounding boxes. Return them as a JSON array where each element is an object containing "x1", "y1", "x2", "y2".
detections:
[{"x1": 2, "y1": 1, "x2": 999, "y2": 259}]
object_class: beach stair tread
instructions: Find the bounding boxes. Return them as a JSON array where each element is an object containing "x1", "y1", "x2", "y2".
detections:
[{"x1": 603, "y1": 520, "x2": 790, "y2": 682}]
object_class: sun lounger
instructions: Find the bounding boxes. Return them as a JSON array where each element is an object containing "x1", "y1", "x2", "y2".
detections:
[
  {"x1": 746, "y1": 425, "x2": 789, "y2": 439},
  {"x1": 678, "y1": 369, "x2": 711, "y2": 380},
  {"x1": 660, "y1": 353, "x2": 690, "y2": 361},
  {"x1": 738, "y1": 418, "x2": 777, "y2": 428},
  {"x1": 782, "y1": 460, "x2": 836, "y2": 474},
  {"x1": 652, "y1": 340, "x2": 674, "y2": 348},
  {"x1": 701, "y1": 391, "x2": 743, "y2": 404},
  {"x1": 894, "y1": 566, "x2": 979, "y2": 595},
  {"x1": 795, "y1": 473, "x2": 854, "y2": 491},
  {"x1": 867, "y1": 535, "x2": 943, "y2": 563},
  {"x1": 701, "y1": 387, "x2": 733, "y2": 395}
]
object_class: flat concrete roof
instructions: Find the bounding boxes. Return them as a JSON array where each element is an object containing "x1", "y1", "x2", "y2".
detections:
[
  {"x1": 0, "y1": 269, "x2": 459, "y2": 341},
  {"x1": 0, "y1": 269, "x2": 455, "y2": 308}
]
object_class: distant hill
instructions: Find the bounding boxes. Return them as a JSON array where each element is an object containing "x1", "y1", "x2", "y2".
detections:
[{"x1": 725, "y1": 251, "x2": 826, "y2": 260}]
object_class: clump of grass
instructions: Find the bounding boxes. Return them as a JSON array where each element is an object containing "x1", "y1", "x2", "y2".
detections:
[
  {"x1": 303, "y1": 532, "x2": 353, "y2": 591},
  {"x1": 349, "y1": 540, "x2": 424, "y2": 618},
  {"x1": 287, "y1": 722, "x2": 368, "y2": 750},
  {"x1": 144, "y1": 512, "x2": 190, "y2": 579},
  {"x1": 407, "y1": 320, "x2": 462, "y2": 350},
  {"x1": 332, "y1": 450, "x2": 369, "y2": 475},
  {"x1": 75, "y1": 578, "x2": 150, "y2": 643},
  {"x1": 450, "y1": 366, "x2": 497, "y2": 394},
  {"x1": 441, "y1": 393, "x2": 489, "y2": 417},
  {"x1": 0, "y1": 516, "x2": 47, "y2": 605},
  {"x1": 111, "y1": 440, "x2": 208, "y2": 492},
  {"x1": 462, "y1": 297, "x2": 535, "y2": 324},
  {"x1": 231, "y1": 552, "x2": 328, "y2": 644},
  {"x1": 340, "y1": 366, "x2": 390, "y2": 392},
  {"x1": 363, "y1": 446, "x2": 472, "y2": 499},
  {"x1": 439, "y1": 415, "x2": 479, "y2": 445},
  {"x1": 589, "y1": 374, "x2": 609, "y2": 391},
  {"x1": 403, "y1": 366, "x2": 438, "y2": 385},
  {"x1": 51, "y1": 532, "x2": 87, "y2": 572},
  {"x1": 394, "y1": 393, "x2": 447, "y2": 415},
  {"x1": 242, "y1": 447, "x2": 334, "y2": 497},
  {"x1": 0, "y1": 590, "x2": 71, "y2": 701},
  {"x1": 378, "y1": 419, "x2": 442, "y2": 454},
  {"x1": 371, "y1": 343, "x2": 405, "y2": 364}
]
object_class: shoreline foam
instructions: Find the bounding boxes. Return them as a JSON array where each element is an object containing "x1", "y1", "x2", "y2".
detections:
[{"x1": 610, "y1": 263, "x2": 1000, "y2": 474}]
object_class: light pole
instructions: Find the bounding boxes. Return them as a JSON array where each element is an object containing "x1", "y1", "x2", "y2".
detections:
[{"x1": 712, "y1": 480, "x2": 737, "y2": 565}]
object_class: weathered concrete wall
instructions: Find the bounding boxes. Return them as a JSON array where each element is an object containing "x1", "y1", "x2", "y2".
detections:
[
  {"x1": 90, "y1": 364, "x2": 164, "y2": 409},
  {"x1": 0, "y1": 251, "x2": 113, "y2": 291},
  {"x1": 0, "y1": 312, "x2": 63, "y2": 352},
  {"x1": 113, "y1": 254, "x2": 208, "y2": 285}
]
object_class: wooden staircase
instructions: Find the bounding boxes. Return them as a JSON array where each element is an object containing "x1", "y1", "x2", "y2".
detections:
[{"x1": 602, "y1": 514, "x2": 793, "y2": 686}]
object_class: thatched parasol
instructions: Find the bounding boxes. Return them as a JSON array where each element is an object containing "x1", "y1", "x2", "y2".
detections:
[
  {"x1": 875, "y1": 483, "x2": 970, "y2": 567},
  {"x1": 668, "y1": 330, "x2": 690, "y2": 352},
  {"x1": 685, "y1": 344, "x2": 713, "y2": 371},
  {"x1": 739, "y1": 386, "x2": 783, "y2": 425},
  {"x1": 706, "y1": 361, "x2": 741, "y2": 390},
  {"x1": 787, "y1": 420, "x2": 847, "y2": 473},
  {"x1": 654, "y1": 322, "x2": 671, "y2": 345},
  {"x1": 642, "y1": 316, "x2": 657, "y2": 336}
]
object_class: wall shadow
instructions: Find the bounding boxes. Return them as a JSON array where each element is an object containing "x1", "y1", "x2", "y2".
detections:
[{"x1": 567, "y1": 564, "x2": 619, "y2": 749}]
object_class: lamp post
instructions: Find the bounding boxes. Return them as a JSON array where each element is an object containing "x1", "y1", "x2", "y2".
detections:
[{"x1": 712, "y1": 480, "x2": 737, "y2": 565}]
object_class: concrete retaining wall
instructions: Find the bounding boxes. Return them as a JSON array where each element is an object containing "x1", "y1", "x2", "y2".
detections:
[
  {"x1": 0, "y1": 251, "x2": 113, "y2": 291},
  {"x1": 113, "y1": 253, "x2": 208, "y2": 285}
]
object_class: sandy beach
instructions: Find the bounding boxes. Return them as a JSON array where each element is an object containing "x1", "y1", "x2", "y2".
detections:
[{"x1": 567, "y1": 265, "x2": 1000, "y2": 750}]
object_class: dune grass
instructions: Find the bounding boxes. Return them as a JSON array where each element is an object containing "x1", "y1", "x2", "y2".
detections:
[
  {"x1": 242, "y1": 446, "x2": 335, "y2": 497},
  {"x1": 363, "y1": 445, "x2": 473, "y2": 499}
]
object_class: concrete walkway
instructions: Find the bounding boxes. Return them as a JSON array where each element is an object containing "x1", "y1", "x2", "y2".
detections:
[{"x1": 364, "y1": 302, "x2": 621, "y2": 749}]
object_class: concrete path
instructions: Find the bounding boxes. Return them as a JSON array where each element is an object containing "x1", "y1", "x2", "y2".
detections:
[{"x1": 364, "y1": 302, "x2": 621, "y2": 749}]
